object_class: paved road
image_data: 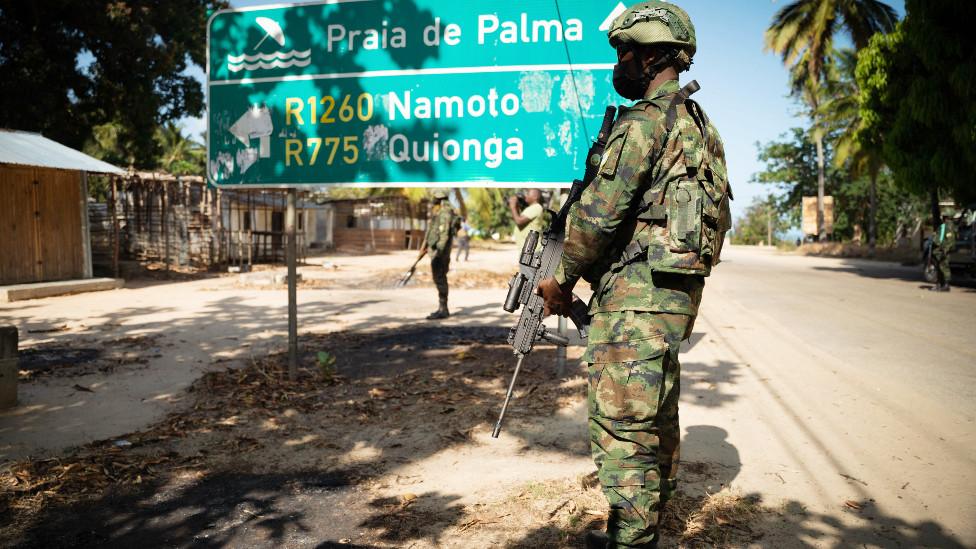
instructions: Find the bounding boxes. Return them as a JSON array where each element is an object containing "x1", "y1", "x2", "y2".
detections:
[{"x1": 680, "y1": 246, "x2": 975, "y2": 547}]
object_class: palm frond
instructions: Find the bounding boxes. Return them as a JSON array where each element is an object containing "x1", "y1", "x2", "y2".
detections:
[{"x1": 840, "y1": 0, "x2": 898, "y2": 49}]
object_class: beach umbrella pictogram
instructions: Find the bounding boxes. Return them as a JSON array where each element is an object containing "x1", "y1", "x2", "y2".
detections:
[{"x1": 253, "y1": 17, "x2": 285, "y2": 51}]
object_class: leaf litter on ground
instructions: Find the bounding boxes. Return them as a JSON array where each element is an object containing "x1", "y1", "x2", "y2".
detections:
[{"x1": 1, "y1": 330, "x2": 579, "y2": 543}]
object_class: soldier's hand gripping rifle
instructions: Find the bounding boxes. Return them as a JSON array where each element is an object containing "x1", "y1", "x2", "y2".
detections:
[{"x1": 492, "y1": 106, "x2": 618, "y2": 438}]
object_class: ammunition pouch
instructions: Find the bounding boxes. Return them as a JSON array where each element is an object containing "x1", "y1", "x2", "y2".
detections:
[{"x1": 606, "y1": 83, "x2": 732, "y2": 279}]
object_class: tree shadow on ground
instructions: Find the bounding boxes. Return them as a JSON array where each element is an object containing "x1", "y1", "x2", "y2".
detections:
[
  {"x1": 811, "y1": 258, "x2": 976, "y2": 291},
  {"x1": 3, "y1": 317, "x2": 584, "y2": 547},
  {"x1": 14, "y1": 469, "x2": 359, "y2": 548},
  {"x1": 681, "y1": 359, "x2": 742, "y2": 409},
  {"x1": 752, "y1": 495, "x2": 969, "y2": 549}
]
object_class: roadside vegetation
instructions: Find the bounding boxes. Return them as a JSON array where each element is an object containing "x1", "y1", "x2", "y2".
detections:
[{"x1": 746, "y1": 0, "x2": 973, "y2": 253}]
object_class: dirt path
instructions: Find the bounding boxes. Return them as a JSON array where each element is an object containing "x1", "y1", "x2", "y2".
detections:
[{"x1": 0, "y1": 247, "x2": 516, "y2": 461}]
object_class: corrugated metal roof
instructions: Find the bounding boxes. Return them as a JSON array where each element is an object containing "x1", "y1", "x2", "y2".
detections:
[{"x1": 0, "y1": 129, "x2": 124, "y2": 174}]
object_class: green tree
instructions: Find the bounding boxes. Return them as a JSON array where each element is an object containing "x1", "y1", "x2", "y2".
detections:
[
  {"x1": 156, "y1": 122, "x2": 205, "y2": 176},
  {"x1": 752, "y1": 127, "x2": 845, "y2": 225},
  {"x1": 857, "y1": 1, "x2": 976, "y2": 216},
  {"x1": 732, "y1": 196, "x2": 789, "y2": 246},
  {"x1": 466, "y1": 188, "x2": 513, "y2": 239},
  {"x1": 820, "y1": 48, "x2": 885, "y2": 254},
  {"x1": 83, "y1": 120, "x2": 133, "y2": 167},
  {"x1": 0, "y1": 0, "x2": 226, "y2": 166},
  {"x1": 754, "y1": 126, "x2": 923, "y2": 244},
  {"x1": 765, "y1": 0, "x2": 897, "y2": 240}
]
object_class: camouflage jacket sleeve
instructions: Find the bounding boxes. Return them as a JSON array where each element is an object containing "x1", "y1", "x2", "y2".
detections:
[
  {"x1": 555, "y1": 109, "x2": 660, "y2": 287},
  {"x1": 435, "y1": 207, "x2": 454, "y2": 252}
]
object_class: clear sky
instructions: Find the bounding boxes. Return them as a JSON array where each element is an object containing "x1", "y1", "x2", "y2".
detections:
[{"x1": 182, "y1": 0, "x2": 905, "y2": 220}]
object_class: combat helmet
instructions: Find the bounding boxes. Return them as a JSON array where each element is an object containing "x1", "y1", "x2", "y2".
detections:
[
  {"x1": 608, "y1": 1, "x2": 696, "y2": 62},
  {"x1": 431, "y1": 190, "x2": 448, "y2": 200}
]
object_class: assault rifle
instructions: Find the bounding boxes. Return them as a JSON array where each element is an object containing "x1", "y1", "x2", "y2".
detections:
[{"x1": 492, "y1": 106, "x2": 618, "y2": 438}]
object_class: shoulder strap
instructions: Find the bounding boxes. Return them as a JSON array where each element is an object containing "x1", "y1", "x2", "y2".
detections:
[{"x1": 665, "y1": 80, "x2": 701, "y2": 132}]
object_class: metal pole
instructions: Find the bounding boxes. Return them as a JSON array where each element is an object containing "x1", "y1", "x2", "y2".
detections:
[
  {"x1": 111, "y1": 177, "x2": 119, "y2": 279},
  {"x1": 556, "y1": 316, "x2": 567, "y2": 377},
  {"x1": 79, "y1": 172, "x2": 93, "y2": 279},
  {"x1": 286, "y1": 189, "x2": 298, "y2": 381},
  {"x1": 162, "y1": 180, "x2": 170, "y2": 272}
]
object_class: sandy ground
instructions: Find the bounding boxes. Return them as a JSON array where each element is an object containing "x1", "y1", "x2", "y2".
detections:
[{"x1": 1, "y1": 244, "x2": 974, "y2": 548}]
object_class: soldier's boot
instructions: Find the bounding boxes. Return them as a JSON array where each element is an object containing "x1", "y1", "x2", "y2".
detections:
[
  {"x1": 585, "y1": 530, "x2": 608, "y2": 549},
  {"x1": 939, "y1": 283, "x2": 951, "y2": 292},
  {"x1": 426, "y1": 297, "x2": 450, "y2": 320},
  {"x1": 585, "y1": 530, "x2": 658, "y2": 549}
]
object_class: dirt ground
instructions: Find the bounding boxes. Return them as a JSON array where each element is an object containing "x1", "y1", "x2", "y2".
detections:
[
  {"x1": 1, "y1": 245, "x2": 973, "y2": 548},
  {"x1": 0, "y1": 324, "x2": 765, "y2": 549}
]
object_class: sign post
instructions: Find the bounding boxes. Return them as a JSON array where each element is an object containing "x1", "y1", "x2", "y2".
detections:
[
  {"x1": 207, "y1": 1, "x2": 628, "y2": 378},
  {"x1": 207, "y1": 0, "x2": 626, "y2": 189},
  {"x1": 286, "y1": 189, "x2": 298, "y2": 380}
]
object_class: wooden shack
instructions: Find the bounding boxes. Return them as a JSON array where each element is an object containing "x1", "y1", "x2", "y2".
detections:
[
  {"x1": 0, "y1": 130, "x2": 123, "y2": 285},
  {"x1": 88, "y1": 174, "x2": 319, "y2": 272},
  {"x1": 325, "y1": 196, "x2": 428, "y2": 252},
  {"x1": 224, "y1": 191, "x2": 316, "y2": 263}
]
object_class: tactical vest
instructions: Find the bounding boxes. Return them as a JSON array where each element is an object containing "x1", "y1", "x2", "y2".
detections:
[{"x1": 611, "y1": 81, "x2": 732, "y2": 278}]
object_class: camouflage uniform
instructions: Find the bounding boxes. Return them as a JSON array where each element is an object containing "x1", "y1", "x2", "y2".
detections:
[
  {"x1": 556, "y1": 44, "x2": 731, "y2": 549},
  {"x1": 933, "y1": 220, "x2": 955, "y2": 289},
  {"x1": 424, "y1": 199, "x2": 457, "y2": 316}
]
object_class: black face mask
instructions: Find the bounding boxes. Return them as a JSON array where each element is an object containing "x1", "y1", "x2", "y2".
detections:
[
  {"x1": 613, "y1": 61, "x2": 649, "y2": 100},
  {"x1": 612, "y1": 46, "x2": 680, "y2": 101}
]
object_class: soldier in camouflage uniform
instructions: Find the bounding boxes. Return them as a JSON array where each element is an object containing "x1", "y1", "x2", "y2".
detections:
[
  {"x1": 417, "y1": 191, "x2": 457, "y2": 319},
  {"x1": 931, "y1": 213, "x2": 955, "y2": 292},
  {"x1": 538, "y1": 3, "x2": 731, "y2": 547}
]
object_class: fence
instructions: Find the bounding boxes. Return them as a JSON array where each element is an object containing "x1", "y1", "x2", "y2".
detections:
[{"x1": 89, "y1": 172, "x2": 309, "y2": 275}]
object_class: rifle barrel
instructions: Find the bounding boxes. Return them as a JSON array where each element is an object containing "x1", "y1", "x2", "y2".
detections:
[{"x1": 492, "y1": 353, "x2": 526, "y2": 438}]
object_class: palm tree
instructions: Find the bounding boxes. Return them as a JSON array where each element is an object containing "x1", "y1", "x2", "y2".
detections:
[
  {"x1": 765, "y1": 0, "x2": 897, "y2": 241},
  {"x1": 156, "y1": 122, "x2": 205, "y2": 176},
  {"x1": 821, "y1": 48, "x2": 884, "y2": 255}
]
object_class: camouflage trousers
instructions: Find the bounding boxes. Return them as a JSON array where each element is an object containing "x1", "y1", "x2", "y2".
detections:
[
  {"x1": 430, "y1": 250, "x2": 451, "y2": 302},
  {"x1": 933, "y1": 249, "x2": 951, "y2": 286},
  {"x1": 585, "y1": 311, "x2": 692, "y2": 548}
]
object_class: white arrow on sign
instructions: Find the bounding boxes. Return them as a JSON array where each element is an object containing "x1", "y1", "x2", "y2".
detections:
[
  {"x1": 229, "y1": 105, "x2": 274, "y2": 166},
  {"x1": 599, "y1": 2, "x2": 628, "y2": 32}
]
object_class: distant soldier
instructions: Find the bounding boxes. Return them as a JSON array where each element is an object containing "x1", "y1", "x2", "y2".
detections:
[
  {"x1": 931, "y1": 214, "x2": 955, "y2": 292},
  {"x1": 455, "y1": 218, "x2": 472, "y2": 262},
  {"x1": 416, "y1": 191, "x2": 457, "y2": 318}
]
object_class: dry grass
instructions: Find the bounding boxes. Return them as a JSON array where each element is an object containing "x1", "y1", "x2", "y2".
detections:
[
  {"x1": 665, "y1": 490, "x2": 765, "y2": 547},
  {"x1": 447, "y1": 473, "x2": 768, "y2": 548}
]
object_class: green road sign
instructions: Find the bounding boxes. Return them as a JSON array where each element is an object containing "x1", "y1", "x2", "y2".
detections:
[{"x1": 207, "y1": 0, "x2": 628, "y2": 188}]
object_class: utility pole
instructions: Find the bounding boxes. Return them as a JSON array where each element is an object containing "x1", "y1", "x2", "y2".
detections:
[{"x1": 286, "y1": 189, "x2": 298, "y2": 381}]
